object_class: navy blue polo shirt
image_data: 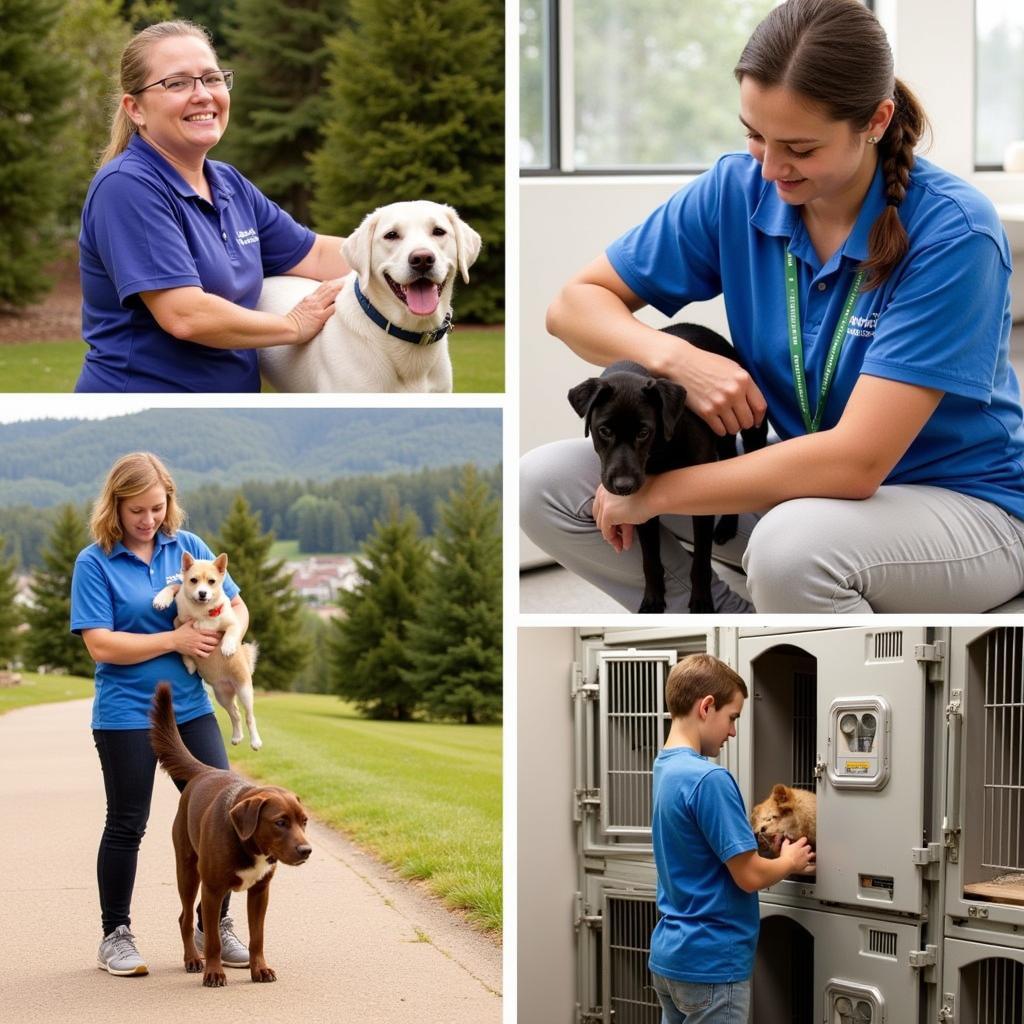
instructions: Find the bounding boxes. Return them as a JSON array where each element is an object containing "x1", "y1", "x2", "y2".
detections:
[
  {"x1": 607, "y1": 153, "x2": 1024, "y2": 522},
  {"x1": 70, "y1": 529, "x2": 239, "y2": 730},
  {"x1": 77, "y1": 135, "x2": 314, "y2": 393}
]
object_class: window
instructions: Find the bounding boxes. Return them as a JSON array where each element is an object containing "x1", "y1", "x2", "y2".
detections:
[
  {"x1": 520, "y1": 0, "x2": 554, "y2": 169},
  {"x1": 976, "y1": 0, "x2": 1024, "y2": 168}
]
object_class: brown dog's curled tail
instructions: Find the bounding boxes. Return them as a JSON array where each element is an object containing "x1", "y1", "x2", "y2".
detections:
[{"x1": 150, "y1": 682, "x2": 212, "y2": 784}]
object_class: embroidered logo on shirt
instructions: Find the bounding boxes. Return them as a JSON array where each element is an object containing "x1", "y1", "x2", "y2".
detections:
[
  {"x1": 166, "y1": 572, "x2": 182, "y2": 585},
  {"x1": 236, "y1": 228, "x2": 259, "y2": 246},
  {"x1": 848, "y1": 311, "x2": 880, "y2": 339}
]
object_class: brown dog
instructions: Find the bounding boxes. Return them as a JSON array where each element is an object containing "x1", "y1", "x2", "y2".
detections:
[
  {"x1": 750, "y1": 784, "x2": 817, "y2": 858},
  {"x1": 149, "y1": 682, "x2": 311, "y2": 987}
]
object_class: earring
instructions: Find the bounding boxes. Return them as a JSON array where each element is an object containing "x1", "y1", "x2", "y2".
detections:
[{"x1": 867, "y1": 136, "x2": 879, "y2": 145}]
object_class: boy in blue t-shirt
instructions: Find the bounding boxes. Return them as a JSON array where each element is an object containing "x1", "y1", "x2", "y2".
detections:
[{"x1": 650, "y1": 654, "x2": 815, "y2": 1023}]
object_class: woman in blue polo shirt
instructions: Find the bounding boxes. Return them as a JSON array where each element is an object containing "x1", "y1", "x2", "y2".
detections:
[
  {"x1": 71, "y1": 452, "x2": 250, "y2": 976},
  {"x1": 521, "y1": 0, "x2": 1024, "y2": 613},
  {"x1": 76, "y1": 20, "x2": 347, "y2": 392}
]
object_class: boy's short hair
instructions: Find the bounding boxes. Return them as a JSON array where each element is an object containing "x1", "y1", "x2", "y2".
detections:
[{"x1": 665, "y1": 653, "x2": 748, "y2": 717}]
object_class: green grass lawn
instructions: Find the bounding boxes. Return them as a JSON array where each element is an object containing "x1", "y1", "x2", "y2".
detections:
[
  {"x1": 0, "y1": 677, "x2": 502, "y2": 933},
  {"x1": 218, "y1": 692, "x2": 502, "y2": 933},
  {"x1": 0, "y1": 329, "x2": 503, "y2": 392},
  {"x1": 0, "y1": 671, "x2": 95, "y2": 713}
]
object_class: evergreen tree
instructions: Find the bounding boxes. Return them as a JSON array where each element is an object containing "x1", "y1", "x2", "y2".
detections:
[
  {"x1": 0, "y1": 0, "x2": 74, "y2": 306},
  {"x1": 216, "y1": 0, "x2": 349, "y2": 224},
  {"x1": 51, "y1": 0, "x2": 131, "y2": 227},
  {"x1": 403, "y1": 466, "x2": 501, "y2": 723},
  {"x1": 25, "y1": 505, "x2": 93, "y2": 675},
  {"x1": 213, "y1": 494, "x2": 308, "y2": 691},
  {"x1": 0, "y1": 537, "x2": 22, "y2": 667},
  {"x1": 330, "y1": 504, "x2": 429, "y2": 719},
  {"x1": 310, "y1": 0, "x2": 504, "y2": 322}
]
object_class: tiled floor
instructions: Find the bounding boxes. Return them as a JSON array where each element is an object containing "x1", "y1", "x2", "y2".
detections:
[{"x1": 520, "y1": 324, "x2": 1024, "y2": 614}]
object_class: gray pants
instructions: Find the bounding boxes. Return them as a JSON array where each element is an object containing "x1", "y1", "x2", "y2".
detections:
[{"x1": 520, "y1": 438, "x2": 1024, "y2": 613}]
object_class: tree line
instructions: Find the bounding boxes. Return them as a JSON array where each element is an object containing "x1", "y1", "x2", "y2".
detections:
[
  {"x1": 0, "y1": 465, "x2": 501, "y2": 723},
  {"x1": 2, "y1": 0, "x2": 503, "y2": 322},
  {"x1": 0, "y1": 462, "x2": 500, "y2": 570}
]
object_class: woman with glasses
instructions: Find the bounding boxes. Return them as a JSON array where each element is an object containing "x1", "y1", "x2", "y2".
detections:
[
  {"x1": 521, "y1": 0, "x2": 1024, "y2": 614},
  {"x1": 76, "y1": 21, "x2": 347, "y2": 392}
]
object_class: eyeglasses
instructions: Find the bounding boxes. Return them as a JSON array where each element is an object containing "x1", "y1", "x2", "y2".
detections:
[{"x1": 131, "y1": 70, "x2": 234, "y2": 95}]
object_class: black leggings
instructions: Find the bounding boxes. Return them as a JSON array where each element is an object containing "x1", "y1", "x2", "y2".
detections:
[{"x1": 93, "y1": 713, "x2": 229, "y2": 936}]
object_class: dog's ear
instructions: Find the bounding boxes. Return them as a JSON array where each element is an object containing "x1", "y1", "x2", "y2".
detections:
[
  {"x1": 648, "y1": 378, "x2": 688, "y2": 440},
  {"x1": 181, "y1": 551, "x2": 194, "y2": 572},
  {"x1": 567, "y1": 378, "x2": 609, "y2": 438},
  {"x1": 341, "y1": 208, "x2": 381, "y2": 289},
  {"x1": 230, "y1": 795, "x2": 268, "y2": 841},
  {"x1": 771, "y1": 783, "x2": 792, "y2": 809},
  {"x1": 213, "y1": 552, "x2": 229, "y2": 574},
  {"x1": 446, "y1": 207, "x2": 482, "y2": 283}
]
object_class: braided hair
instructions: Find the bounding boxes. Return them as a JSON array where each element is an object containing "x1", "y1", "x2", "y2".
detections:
[{"x1": 733, "y1": 0, "x2": 930, "y2": 291}]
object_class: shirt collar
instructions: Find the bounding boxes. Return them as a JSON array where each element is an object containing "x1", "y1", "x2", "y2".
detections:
[
  {"x1": 108, "y1": 528, "x2": 176, "y2": 560},
  {"x1": 126, "y1": 134, "x2": 233, "y2": 203},
  {"x1": 749, "y1": 160, "x2": 888, "y2": 265}
]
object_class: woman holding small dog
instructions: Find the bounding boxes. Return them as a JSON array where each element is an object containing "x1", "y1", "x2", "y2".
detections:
[
  {"x1": 523, "y1": 0, "x2": 1024, "y2": 613},
  {"x1": 76, "y1": 20, "x2": 349, "y2": 392},
  {"x1": 71, "y1": 452, "x2": 251, "y2": 976}
]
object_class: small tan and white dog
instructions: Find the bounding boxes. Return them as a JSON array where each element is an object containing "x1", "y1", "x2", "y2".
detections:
[
  {"x1": 153, "y1": 552, "x2": 262, "y2": 750},
  {"x1": 258, "y1": 200, "x2": 482, "y2": 393},
  {"x1": 750, "y1": 784, "x2": 817, "y2": 857}
]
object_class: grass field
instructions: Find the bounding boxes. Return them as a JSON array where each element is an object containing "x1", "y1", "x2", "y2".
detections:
[
  {"x1": 0, "y1": 328, "x2": 504, "y2": 392},
  {"x1": 0, "y1": 678, "x2": 502, "y2": 933}
]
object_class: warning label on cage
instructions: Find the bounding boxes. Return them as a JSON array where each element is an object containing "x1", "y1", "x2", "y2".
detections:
[{"x1": 844, "y1": 761, "x2": 871, "y2": 774}]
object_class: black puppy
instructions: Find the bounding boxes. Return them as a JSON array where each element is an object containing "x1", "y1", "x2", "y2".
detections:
[{"x1": 568, "y1": 323, "x2": 767, "y2": 613}]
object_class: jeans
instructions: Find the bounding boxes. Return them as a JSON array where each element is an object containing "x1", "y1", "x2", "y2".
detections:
[
  {"x1": 94, "y1": 713, "x2": 229, "y2": 935},
  {"x1": 651, "y1": 972, "x2": 751, "y2": 1024}
]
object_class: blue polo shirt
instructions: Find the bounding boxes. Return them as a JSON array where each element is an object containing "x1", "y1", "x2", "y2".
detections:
[
  {"x1": 607, "y1": 153, "x2": 1024, "y2": 522},
  {"x1": 77, "y1": 135, "x2": 315, "y2": 393},
  {"x1": 649, "y1": 747, "x2": 759, "y2": 983},
  {"x1": 70, "y1": 529, "x2": 239, "y2": 730}
]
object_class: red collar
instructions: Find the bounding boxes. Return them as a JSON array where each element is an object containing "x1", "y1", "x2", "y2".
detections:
[{"x1": 207, "y1": 604, "x2": 224, "y2": 618}]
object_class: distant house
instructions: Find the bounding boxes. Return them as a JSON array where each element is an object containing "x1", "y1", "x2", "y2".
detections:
[{"x1": 287, "y1": 555, "x2": 359, "y2": 607}]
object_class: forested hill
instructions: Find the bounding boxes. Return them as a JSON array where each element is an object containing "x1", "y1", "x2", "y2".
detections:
[{"x1": 0, "y1": 409, "x2": 501, "y2": 507}]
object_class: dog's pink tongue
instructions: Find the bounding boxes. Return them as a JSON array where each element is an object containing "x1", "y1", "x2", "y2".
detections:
[{"x1": 406, "y1": 279, "x2": 439, "y2": 316}]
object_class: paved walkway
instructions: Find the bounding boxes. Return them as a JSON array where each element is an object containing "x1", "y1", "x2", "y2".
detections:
[{"x1": 0, "y1": 699, "x2": 502, "y2": 1024}]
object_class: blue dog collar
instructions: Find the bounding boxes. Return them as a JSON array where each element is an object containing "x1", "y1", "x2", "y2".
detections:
[{"x1": 353, "y1": 278, "x2": 453, "y2": 346}]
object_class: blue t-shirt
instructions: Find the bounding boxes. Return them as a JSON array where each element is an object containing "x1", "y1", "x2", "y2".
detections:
[
  {"x1": 649, "y1": 746, "x2": 759, "y2": 983},
  {"x1": 70, "y1": 529, "x2": 239, "y2": 730},
  {"x1": 607, "y1": 153, "x2": 1024, "y2": 522},
  {"x1": 77, "y1": 134, "x2": 315, "y2": 393}
]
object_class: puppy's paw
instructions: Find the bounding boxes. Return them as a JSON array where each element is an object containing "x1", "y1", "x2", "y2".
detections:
[
  {"x1": 152, "y1": 587, "x2": 175, "y2": 610},
  {"x1": 638, "y1": 596, "x2": 666, "y2": 614},
  {"x1": 184, "y1": 956, "x2": 204, "y2": 974},
  {"x1": 713, "y1": 514, "x2": 739, "y2": 545},
  {"x1": 688, "y1": 594, "x2": 716, "y2": 614},
  {"x1": 230, "y1": 730, "x2": 243, "y2": 746},
  {"x1": 250, "y1": 734, "x2": 263, "y2": 751},
  {"x1": 203, "y1": 968, "x2": 227, "y2": 988},
  {"x1": 220, "y1": 636, "x2": 239, "y2": 658},
  {"x1": 251, "y1": 966, "x2": 276, "y2": 983}
]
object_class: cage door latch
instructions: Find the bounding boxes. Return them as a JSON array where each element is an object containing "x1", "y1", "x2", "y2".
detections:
[
  {"x1": 938, "y1": 993, "x2": 955, "y2": 1021},
  {"x1": 908, "y1": 944, "x2": 936, "y2": 969},
  {"x1": 813, "y1": 757, "x2": 827, "y2": 781}
]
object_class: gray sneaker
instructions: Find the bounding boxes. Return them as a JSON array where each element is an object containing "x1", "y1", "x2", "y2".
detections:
[
  {"x1": 97, "y1": 925, "x2": 149, "y2": 976},
  {"x1": 195, "y1": 915, "x2": 249, "y2": 968}
]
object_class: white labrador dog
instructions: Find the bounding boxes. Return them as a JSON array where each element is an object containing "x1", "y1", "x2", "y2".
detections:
[{"x1": 258, "y1": 200, "x2": 481, "y2": 393}]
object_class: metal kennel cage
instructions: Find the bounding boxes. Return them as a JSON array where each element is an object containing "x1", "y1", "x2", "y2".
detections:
[
  {"x1": 945, "y1": 626, "x2": 1024, "y2": 944},
  {"x1": 737, "y1": 627, "x2": 944, "y2": 916},
  {"x1": 941, "y1": 937, "x2": 1024, "y2": 1024}
]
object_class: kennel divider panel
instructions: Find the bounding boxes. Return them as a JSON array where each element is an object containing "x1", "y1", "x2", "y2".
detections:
[
  {"x1": 942, "y1": 937, "x2": 1024, "y2": 1024},
  {"x1": 945, "y1": 627, "x2": 1024, "y2": 937},
  {"x1": 757, "y1": 902, "x2": 925, "y2": 1024}
]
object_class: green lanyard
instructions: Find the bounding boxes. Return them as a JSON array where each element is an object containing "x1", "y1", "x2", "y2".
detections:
[{"x1": 784, "y1": 250, "x2": 864, "y2": 433}]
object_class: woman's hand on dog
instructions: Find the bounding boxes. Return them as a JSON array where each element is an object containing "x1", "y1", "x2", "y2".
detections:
[
  {"x1": 284, "y1": 278, "x2": 346, "y2": 345},
  {"x1": 593, "y1": 483, "x2": 653, "y2": 552},
  {"x1": 779, "y1": 836, "x2": 816, "y2": 875},
  {"x1": 669, "y1": 345, "x2": 767, "y2": 437},
  {"x1": 171, "y1": 620, "x2": 221, "y2": 660}
]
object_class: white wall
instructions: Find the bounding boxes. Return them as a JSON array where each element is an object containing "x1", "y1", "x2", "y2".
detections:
[{"x1": 517, "y1": 627, "x2": 578, "y2": 1024}]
